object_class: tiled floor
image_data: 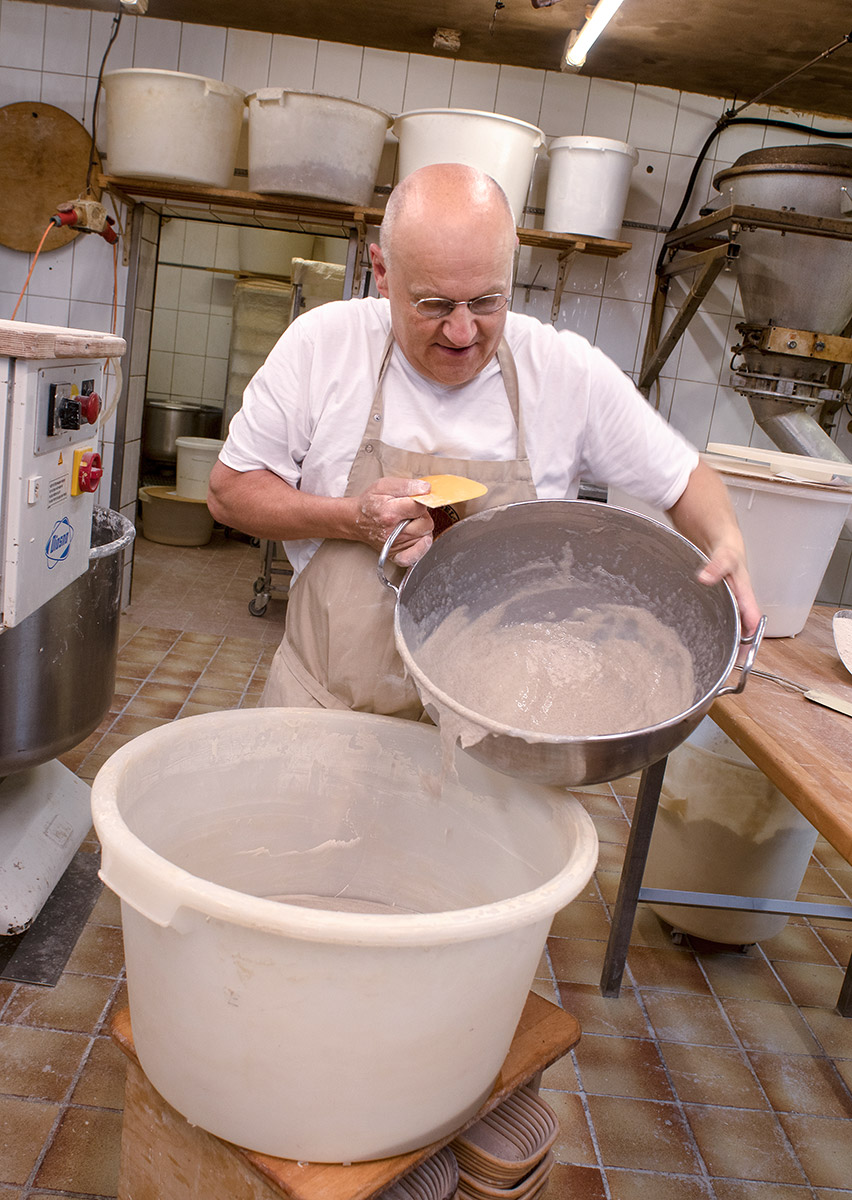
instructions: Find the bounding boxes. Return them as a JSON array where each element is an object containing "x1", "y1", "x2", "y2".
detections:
[{"x1": 1, "y1": 529, "x2": 851, "y2": 1199}]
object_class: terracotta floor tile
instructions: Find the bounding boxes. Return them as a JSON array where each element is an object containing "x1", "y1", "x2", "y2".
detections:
[
  {"x1": 605, "y1": 1167, "x2": 715, "y2": 1198},
  {"x1": 63, "y1": 925, "x2": 125, "y2": 979},
  {"x1": 810, "y1": 925, "x2": 852, "y2": 966},
  {"x1": 557, "y1": 982, "x2": 652, "y2": 1039},
  {"x1": 0, "y1": 1096, "x2": 60, "y2": 1185},
  {"x1": 89, "y1": 886, "x2": 122, "y2": 928},
  {"x1": 659, "y1": 1042, "x2": 769, "y2": 1109},
  {"x1": 34, "y1": 1104, "x2": 122, "y2": 1195},
  {"x1": 799, "y1": 863, "x2": 846, "y2": 898},
  {"x1": 547, "y1": 937, "x2": 607, "y2": 986},
  {"x1": 721, "y1": 998, "x2": 823, "y2": 1055},
  {"x1": 530, "y1": 977, "x2": 559, "y2": 1005},
  {"x1": 71, "y1": 1037, "x2": 127, "y2": 1110},
  {"x1": 540, "y1": 1052, "x2": 579, "y2": 1092},
  {"x1": 0, "y1": 1025, "x2": 89, "y2": 1102},
  {"x1": 592, "y1": 870, "x2": 620, "y2": 906},
  {"x1": 585, "y1": 1094, "x2": 701, "y2": 1174},
  {"x1": 640, "y1": 991, "x2": 738, "y2": 1047},
  {"x1": 761, "y1": 923, "x2": 837, "y2": 965},
  {"x1": 696, "y1": 950, "x2": 789, "y2": 1003},
  {"x1": 834, "y1": 1058, "x2": 852, "y2": 1091},
  {"x1": 190, "y1": 684, "x2": 244, "y2": 707},
  {"x1": 799, "y1": 1005, "x2": 852, "y2": 1060},
  {"x1": 683, "y1": 1104, "x2": 806, "y2": 1184},
  {"x1": 712, "y1": 1181, "x2": 813, "y2": 1199},
  {"x1": 778, "y1": 1112, "x2": 852, "y2": 1190},
  {"x1": 541, "y1": 1090, "x2": 598, "y2": 1166},
  {"x1": 2, "y1": 973, "x2": 114, "y2": 1033},
  {"x1": 628, "y1": 907, "x2": 681, "y2": 949},
  {"x1": 589, "y1": 815, "x2": 629, "y2": 845},
  {"x1": 595, "y1": 841, "x2": 627, "y2": 873},
  {"x1": 574, "y1": 1033, "x2": 673, "y2": 1101},
  {"x1": 540, "y1": 1161, "x2": 607, "y2": 1200},
  {"x1": 548, "y1": 902, "x2": 611, "y2": 942},
  {"x1": 571, "y1": 791, "x2": 623, "y2": 818},
  {"x1": 110, "y1": 713, "x2": 169, "y2": 737},
  {"x1": 770, "y1": 959, "x2": 846, "y2": 1008},
  {"x1": 748, "y1": 1051, "x2": 852, "y2": 1118},
  {"x1": 123, "y1": 693, "x2": 187, "y2": 719},
  {"x1": 624, "y1": 945, "x2": 712, "y2": 993}
]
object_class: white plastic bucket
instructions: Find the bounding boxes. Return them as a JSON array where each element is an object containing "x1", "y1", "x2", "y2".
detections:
[
  {"x1": 644, "y1": 717, "x2": 818, "y2": 944},
  {"x1": 392, "y1": 109, "x2": 545, "y2": 224},
  {"x1": 246, "y1": 90, "x2": 391, "y2": 204},
  {"x1": 102, "y1": 69, "x2": 245, "y2": 188},
  {"x1": 544, "y1": 135, "x2": 638, "y2": 240},
  {"x1": 174, "y1": 436, "x2": 223, "y2": 501},
  {"x1": 90, "y1": 708, "x2": 598, "y2": 1162},
  {"x1": 720, "y1": 471, "x2": 852, "y2": 637},
  {"x1": 137, "y1": 486, "x2": 213, "y2": 547}
]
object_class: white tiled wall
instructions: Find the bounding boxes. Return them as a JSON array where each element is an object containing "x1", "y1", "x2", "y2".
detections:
[{"x1": 2, "y1": 0, "x2": 852, "y2": 602}]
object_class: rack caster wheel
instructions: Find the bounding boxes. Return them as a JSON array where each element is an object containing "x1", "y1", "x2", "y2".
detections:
[{"x1": 248, "y1": 596, "x2": 268, "y2": 617}]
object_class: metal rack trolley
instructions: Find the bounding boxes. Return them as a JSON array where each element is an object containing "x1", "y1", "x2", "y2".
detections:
[{"x1": 249, "y1": 540, "x2": 293, "y2": 617}]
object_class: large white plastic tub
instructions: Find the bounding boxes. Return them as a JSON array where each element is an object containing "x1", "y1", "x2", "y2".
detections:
[
  {"x1": 91, "y1": 709, "x2": 598, "y2": 1162},
  {"x1": 175, "y1": 436, "x2": 224, "y2": 501},
  {"x1": 644, "y1": 717, "x2": 818, "y2": 944},
  {"x1": 246, "y1": 90, "x2": 391, "y2": 204},
  {"x1": 392, "y1": 109, "x2": 544, "y2": 224},
  {"x1": 544, "y1": 136, "x2": 638, "y2": 240},
  {"x1": 102, "y1": 69, "x2": 245, "y2": 188}
]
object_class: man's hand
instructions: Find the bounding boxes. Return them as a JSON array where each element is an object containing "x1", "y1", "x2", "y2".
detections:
[{"x1": 354, "y1": 477, "x2": 435, "y2": 567}]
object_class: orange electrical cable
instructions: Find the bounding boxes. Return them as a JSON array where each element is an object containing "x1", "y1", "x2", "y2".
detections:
[{"x1": 10, "y1": 221, "x2": 56, "y2": 320}]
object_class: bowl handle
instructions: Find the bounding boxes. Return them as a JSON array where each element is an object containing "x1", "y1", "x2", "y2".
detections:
[
  {"x1": 376, "y1": 518, "x2": 411, "y2": 593},
  {"x1": 717, "y1": 614, "x2": 766, "y2": 696}
]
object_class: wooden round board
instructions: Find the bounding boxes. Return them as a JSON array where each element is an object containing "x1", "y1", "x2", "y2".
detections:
[{"x1": 0, "y1": 101, "x2": 102, "y2": 253}]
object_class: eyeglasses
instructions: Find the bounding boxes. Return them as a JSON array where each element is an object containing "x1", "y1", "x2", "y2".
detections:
[{"x1": 410, "y1": 293, "x2": 509, "y2": 319}]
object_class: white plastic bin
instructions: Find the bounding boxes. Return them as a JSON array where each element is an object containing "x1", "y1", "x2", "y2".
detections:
[
  {"x1": 138, "y1": 486, "x2": 213, "y2": 547},
  {"x1": 392, "y1": 109, "x2": 545, "y2": 225},
  {"x1": 90, "y1": 708, "x2": 598, "y2": 1162},
  {"x1": 175, "y1": 436, "x2": 223, "y2": 502},
  {"x1": 246, "y1": 90, "x2": 391, "y2": 204},
  {"x1": 102, "y1": 69, "x2": 245, "y2": 188},
  {"x1": 644, "y1": 717, "x2": 818, "y2": 944},
  {"x1": 544, "y1": 136, "x2": 638, "y2": 240}
]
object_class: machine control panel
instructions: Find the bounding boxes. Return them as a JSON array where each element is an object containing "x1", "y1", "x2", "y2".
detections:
[{"x1": 44, "y1": 379, "x2": 101, "y2": 441}]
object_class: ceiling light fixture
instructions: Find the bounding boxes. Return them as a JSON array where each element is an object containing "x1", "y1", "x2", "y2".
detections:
[{"x1": 562, "y1": 0, "x2": 626, "y2": 72}]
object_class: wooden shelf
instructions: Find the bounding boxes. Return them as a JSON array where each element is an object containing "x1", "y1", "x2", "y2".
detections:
[{"x1": 99, "y1": 174, "x2": 632, "y2": 257}]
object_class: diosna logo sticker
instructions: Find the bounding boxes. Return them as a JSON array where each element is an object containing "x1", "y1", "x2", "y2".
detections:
[{"x1": 45, "y1": 517, "x2": 74, "y2": 568}]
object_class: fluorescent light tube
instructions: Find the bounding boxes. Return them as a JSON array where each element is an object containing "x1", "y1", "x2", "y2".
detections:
[{"x1": 563, "y1": 0, "x2": 626, "y2": 70}]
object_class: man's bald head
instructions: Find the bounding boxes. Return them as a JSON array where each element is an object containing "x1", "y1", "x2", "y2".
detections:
[{"x1": 379, "y1": 163, "x2": 517, "y2": 270}]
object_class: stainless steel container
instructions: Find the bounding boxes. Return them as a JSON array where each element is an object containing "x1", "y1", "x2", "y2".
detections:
[
  {"x1": 0, "y1": 508, "x2": 135, "y2": 775},
  {"x1": 143, "y1": 399, "x2": 201, "y2": 462},
  {"x1": 197, "y1": 405, "x2": 223, "y2": 440},
  {"x1": 380, "y1": 500, "x2": 759, "y2": 788}
]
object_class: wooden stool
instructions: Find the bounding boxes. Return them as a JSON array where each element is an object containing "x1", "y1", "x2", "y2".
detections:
[{"x1": 110, "y1": 992, "x2": 580, "y2": 1200}]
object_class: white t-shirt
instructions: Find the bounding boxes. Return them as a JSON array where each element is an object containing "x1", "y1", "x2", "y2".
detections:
[{"x1": 221, "y1": 297, "x2": 698, "y2": 576}]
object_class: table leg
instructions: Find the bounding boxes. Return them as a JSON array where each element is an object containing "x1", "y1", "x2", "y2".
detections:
[{"x1": 600, "y1": 755, "x2": 667, "y2": 998}]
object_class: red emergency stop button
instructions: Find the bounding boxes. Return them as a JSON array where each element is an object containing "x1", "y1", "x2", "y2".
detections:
[
  {"x1": 79, "y1": 392, "x2": 101, "y2": 424},
  {"x1": 77, "y1": 450, "x2": 102, "y2": 493}
]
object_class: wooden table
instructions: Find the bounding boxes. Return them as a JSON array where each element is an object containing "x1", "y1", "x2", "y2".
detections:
[
  {"x1": 601, "y1": 604, "x2": 852, "y2": 1015},
  {"x1": 111, "y1": 992, "x2": 580, "y2": 1200}
]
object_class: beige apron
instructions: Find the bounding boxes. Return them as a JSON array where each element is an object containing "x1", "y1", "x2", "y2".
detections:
[{"x1": 260, "y1": 334, "x2": 537, "y2": 718}]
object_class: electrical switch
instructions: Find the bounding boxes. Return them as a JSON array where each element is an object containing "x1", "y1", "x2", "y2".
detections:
[
  {"x1": 71, "y1": 448, "x2": 102, "y2": 495},
  {"x1": 27, "y1": 476, "x2": 41, "y2": 505}
]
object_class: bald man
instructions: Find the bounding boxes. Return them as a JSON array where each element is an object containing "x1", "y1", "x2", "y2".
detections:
[{"x1": 208, "y1": 163, "x2": 758, "y2": 716}]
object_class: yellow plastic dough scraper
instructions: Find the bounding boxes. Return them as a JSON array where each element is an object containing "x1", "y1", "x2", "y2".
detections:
[{"x1": 413, "y1": 474, "x2": 488, "y2": 508}]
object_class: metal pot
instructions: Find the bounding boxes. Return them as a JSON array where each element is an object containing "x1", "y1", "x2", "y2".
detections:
[
  {"x1": 0, "y1": 508, "x2": 135, "y2": 776},
  {"x1": 143, "y1": 399, "x2": 201, "y2": 463},
  {"x1": 378, "y1": 500, "x2": 761, "y2": 788}
]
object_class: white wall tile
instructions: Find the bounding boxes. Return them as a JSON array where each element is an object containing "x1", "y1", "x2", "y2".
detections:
[
  {"x1": 359, "y1": 46, "x2": 407, "y2": 116},
  {"x1": 126, "y1": 372, "x2": 145, "y2": 438},
  {"x1": 29, "y1": 243, "x2": 74, "y2": 297},
  {"x1": 43, "y1": 4, "x2": 89, "y2": 75},
  {"x1": 553, "y1": 290, "x2": 601, "y2": 342},
  {"x1": 25, "y1": 294, "x2": 70, "y2": 324},
  {"x1": 158, "y1": 217, "x2": 185, "y2": 263},
  {"x1": 210, "y1": 274, "x2": 236, "y2": 317},
  {"x1": 88, "y1": 8, "x2": 135, "y2": 75},
  {"x1": 131, "y1": 15, "x2": 179, "y2": 69},
  {"x1": 69, "y1": 235, "x2": 117, "y2": 303},
  {"x1": 621, "y1": 149, "x2": 668, "y2": 227},
  {"x1": 0, "y1": 242, "x2": 29, "y2": 292},
  {"x1": 206, "y1": 313, "x2": 232, "y2": 357},
  {"x1": 584, "y1": 78, "x2": 634, "y2": 142},
  {"x1": 269, "y1": 34, "x2": 318, "y2": 90},
  {"x1": 594, "y1": 297, "x2": 643, "y2": 372},
  {"x1": 39, "y1": 70, "x2": 86, "y2": 121},
  {"x1": 539, "y1": 70, "x2": 588, "y2": 137},
  {"x1": 603, "y1": 228, "x2": 656, "y2": 302},
  {"x1": 660, "y1": 152, "x2": 716, "y2": 228},
  {"x1": 177, "y1": 22, "x2": 227, "y2": 80},
  {"x1": 214, "y1": 225, "x2": 240, "y2": 272},
  {"x1": 0, "y1": 63, "x2": 38, "y2": 105},
  {"x1": 153, "y1": 263, "x2": 181, "y2": 309},
  {"x1": 183, "y1": 221, "x2": 219, "y2": 266},
  {"x1": 706, "y1": 385, "x2": 756, "y2": 447},
  {"x1": 671, "y1": 91, "x2": 725, "y2": 156},
  {"x1": 762, "y1": 106, "x2": 813, "y2": 148},
  {"x1": 177, "y1": 267, "x2": 214, "y2": 313},
  {"x1": 175, "y1": 308, "x2": 209, "y2": 356},
  {"x1": 171, "y1": 351, "x2": 206, "y2": 399},
  {"x1": 495, "y1": 64, "x2": 545, "y2": 127},
  {"x1": 715, "y1": 106, "x2": 769, "y2": 162},
  {"x1": 449, "y1": 59, "x2": 499, "y2": 111},
  {"x1": 119, "y1": 437, "x2": 140, "y2": 507},
  {"x1": 202, "y1": 354, "x2": 228, "y2": 403},
  {"x1": 314, "y1": 40, "x2": 363, "y2": 98},
  {"x1": 150, "y1": 305, "x2": 177, "y2": 353},
  {"x1": 559, "y1": 251, "x2": 607, "y2": 296},
  {"x1": 401, "y1": 53, "x2": 453, "y2": 111},
  {"x1": 677, "y1": 309, "x2": 730, "y2": 385},
  {"x1": 223, "y1": 27, "x2": 272, "y2": 93},
  {"x1": 146, "y1": 349, "x2": 173, "y2": 393},
  {"x1": 627, "y1": 84, "x2": 679, "y2": 153},
  {"x1": 68, "y1": 297, "x2": 115, "y2": 333},
  {"x1": 0, "y1": 0, "x2": 44, "y2": 70},
  {"x1": 668, "y1": 378, "x2": 715, "y2": 449}
]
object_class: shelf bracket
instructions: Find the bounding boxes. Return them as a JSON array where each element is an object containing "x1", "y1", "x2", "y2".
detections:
[{"x1": 550, "y1": 244, "x2": 585, "y2": 324}]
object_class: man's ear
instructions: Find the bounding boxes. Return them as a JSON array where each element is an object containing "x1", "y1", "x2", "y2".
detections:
[{"x1": 369, "y1": 241, "x2": 390, "y2": 298}]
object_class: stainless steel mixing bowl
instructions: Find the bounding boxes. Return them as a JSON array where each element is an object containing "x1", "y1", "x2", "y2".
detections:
[{"x1": 379, "y1": 499, "x2": 760, "y2": 787}]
